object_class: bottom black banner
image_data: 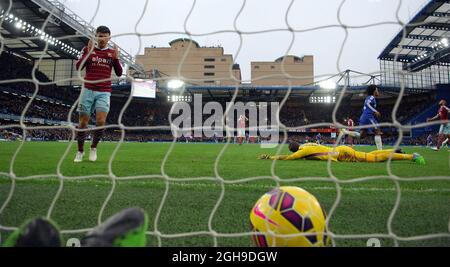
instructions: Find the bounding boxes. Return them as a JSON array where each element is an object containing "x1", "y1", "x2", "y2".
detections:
[{"x1": 0, "y1": 247, "x2": 444, "y2": 265}]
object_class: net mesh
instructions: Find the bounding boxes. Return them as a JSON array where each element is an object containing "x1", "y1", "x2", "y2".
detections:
[{"x1": 0, "y1": 0, "x2": 449, "y2": 247}]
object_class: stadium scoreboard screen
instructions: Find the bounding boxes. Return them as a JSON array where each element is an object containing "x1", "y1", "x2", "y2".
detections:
[
  {"x1": 132, "y1": 79, "x2": 156, "y2": 99},
  {"x1": 309, "y1": 95, "x2": 336, "y2": 104}
]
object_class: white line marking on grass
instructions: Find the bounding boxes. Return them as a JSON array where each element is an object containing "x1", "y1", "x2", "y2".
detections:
[
  {"x1": 1, "y1": 176, "x2": 449, "y2": 193},
  {"x1": 118, "y1": 180, "x2": 450, "y2": 194}
]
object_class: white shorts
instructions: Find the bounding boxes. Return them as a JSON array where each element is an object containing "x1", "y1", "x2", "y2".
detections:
[
  {"x1": 439, "y1": 123, "x2": 450, "y2": 135},
  {"x1": 237, "y1": 128, "x2": 246, "y2": 137}
]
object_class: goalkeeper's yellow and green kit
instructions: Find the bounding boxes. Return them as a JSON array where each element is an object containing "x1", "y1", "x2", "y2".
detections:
[{"x1": 268, "y1": 144, "x2": 416, "y2": 163}]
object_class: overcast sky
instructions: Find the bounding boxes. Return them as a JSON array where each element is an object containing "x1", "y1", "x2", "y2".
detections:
[{"x1": 63, "y1": 0, "x2": 428, "y2": 82}]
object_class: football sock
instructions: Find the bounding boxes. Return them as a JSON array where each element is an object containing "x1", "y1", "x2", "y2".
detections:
[
  {"x1": 91, "y1": 128, "x2": 105, "y2": 149},
  {"x1": 437, "y1": 134, "x2": 445, "y2": 149},
  {"x1": 375, "y1": 135, "x2": 383, "y2": 150},
  {"x1": 77, "y1": 128, "x2": 87, "y2": 153}
]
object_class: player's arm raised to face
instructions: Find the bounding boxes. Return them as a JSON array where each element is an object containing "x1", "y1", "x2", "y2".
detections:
[
  {"x1": 112, "y1": 44, "x2": 123, "y2": 77},
  {"x1": 113, "y1": 60, "x2": 123, "y2": 77},
  {"x1": 75, "y1": 40, "x2": 94, "y2": 71}
]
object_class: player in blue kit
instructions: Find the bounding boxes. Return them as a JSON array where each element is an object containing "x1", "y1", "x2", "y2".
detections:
[
  {"x1": 359, "y1": 85, "x2": 383, "y2": 150},
  {"x1": 341, "y1": 85, "x2": 383, "y2": 150},
  {"x1": 316, "y1": 133, "x2": 321, "y2": 145}
]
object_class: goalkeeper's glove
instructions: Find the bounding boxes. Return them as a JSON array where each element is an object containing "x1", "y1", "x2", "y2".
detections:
[{"x1": 259, "y1": 154, "x2": 271, "y2": 160}]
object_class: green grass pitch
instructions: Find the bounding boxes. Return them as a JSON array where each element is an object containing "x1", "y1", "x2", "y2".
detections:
[{"x1": 0, "y1": 141, "x2": 449, "y2": 247}]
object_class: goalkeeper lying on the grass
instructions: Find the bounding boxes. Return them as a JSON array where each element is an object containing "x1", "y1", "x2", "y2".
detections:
[{"x1": 259, "y1": 142, "x2": 425, "y2": 164}]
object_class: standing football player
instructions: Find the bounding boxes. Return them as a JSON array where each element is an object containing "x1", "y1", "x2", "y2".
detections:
[
  {"x1": 341, "y1": 85, "x2": 383, "y2": 150},
  {"x1": 427, "y1": 99, "x2": 450, "y2": 151},
  {"x1": 346, "y1": 117, "x2": 355, "y2": 147},
  {"x1": 74, "y1": 26, "x2": 123, "y2": 163},
  {"x1": 237, "y1": 115, "x2": 248, "y2": 145},
  {"x1": 316, "y1": 133, "x2": 322, "y2": 145}
]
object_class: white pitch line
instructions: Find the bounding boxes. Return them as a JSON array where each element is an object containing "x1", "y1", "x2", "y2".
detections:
[{"x1": 1, "y1": 176, "x2": 449, "y2": 193}]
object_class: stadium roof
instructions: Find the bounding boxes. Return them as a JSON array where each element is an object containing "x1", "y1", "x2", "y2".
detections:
[
  {"x1": 169, "y1": 38, "x2": 201, "y2": 48},
  {"x1": 378, "y1": 0, "x2": 450, "y2": 71},
  {"x1": 0, "y1": 0, "x2": 144, "y2": 73},
  {"x1": 275, "y1": 55, "x2": 306, "y2": 62},
  {"x1": 111, "y1": 83, "x2": 427, "y2": 103}
]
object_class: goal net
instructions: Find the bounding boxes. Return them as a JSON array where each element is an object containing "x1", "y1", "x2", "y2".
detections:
[{"x1": 0, "y1": 0, "x2": 449, "y2": 247}]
